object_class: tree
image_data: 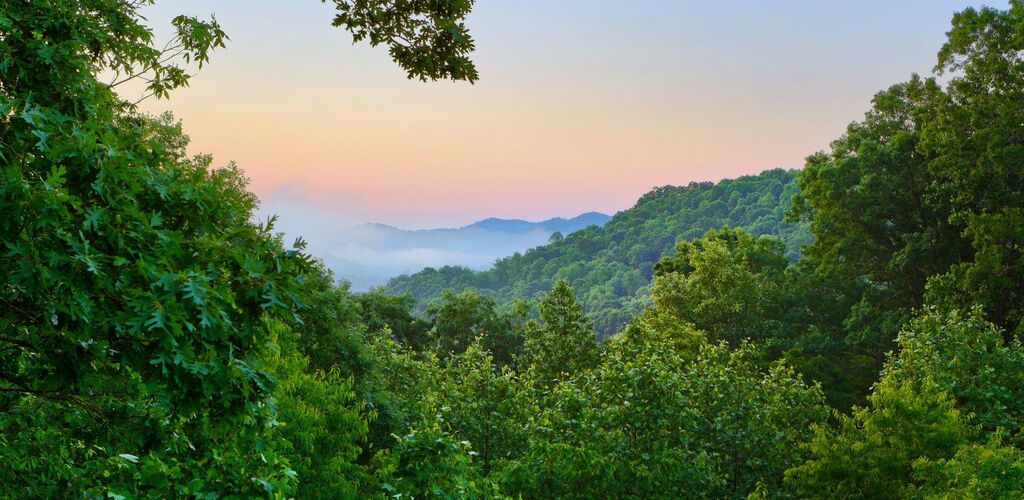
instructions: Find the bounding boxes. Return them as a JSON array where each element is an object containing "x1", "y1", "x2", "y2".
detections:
[
  {"x1": 360, "y1": 329, "x2": 444, "y2": 455},
  {"x1": 521, "y1": 280, "x2": 600, "y2": 387},
  {"x1": 915, "y1": 433, "x2": 1024, "y2": 499},
  {"x1": 267, "y1": 320, "x2": 371, "y2": 498},
  {"x1": 922, "y1": 1, "x2": 1024, "y2": 337},
  {"x1": 326, "y1": 0, "x2": 479, "y2": 83},
  {"x1": 884, "y1": 307, "x2": 1024, "y2": 434},
  {"x1": 504, "y1": 329, "x2": 826, "y2": 498},
  {"x1": 435, "y1": 342, "x2": 530, "y2": 475},
  {"x1": 356, "y1": 289, "x2": 431, "y2": 351},
  {"x1": 0, "y1": 0, "x2": 479, "y2": 495},
  {"x1": 427, "y1": 289, "x2": 523, "y2": 366},
  {"x1": 0, "y1": 4, "x2": 304, "y2": 486},
  {"x1": 789, "y1": 76, "x2": 960, "y2": 358},
  {"x1": 290, "y1": 262, "x2": 372, "y2": 378},
  {"x1": 502, "y1": 332, "x2": 717, "y2": 498},
  {"x1": 786, "y1": 307, "x2": 1024, "y2": 497},
  {"x1": 785, "y1": 379, "x2": 974, "y2": 498},
  {"x1": 371, "y1": 423, "x2": 501, "y2": 499},
  {"x1": 791, "y1": 1, "x2": 1024, "y2": 350},
  {"x1": 652, "y1": 227, "x2": 790, "y2": 346}
]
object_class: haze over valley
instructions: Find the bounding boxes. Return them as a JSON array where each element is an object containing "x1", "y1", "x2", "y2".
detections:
[{"x1": 260, "y1": 205, "x2": 610, "y2": 290}]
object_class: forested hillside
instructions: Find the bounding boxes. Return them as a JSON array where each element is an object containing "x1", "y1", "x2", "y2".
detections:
[
  {"x1": 385, "y1": 168, "x2": 810, "y2": 337},
  {"x1": 4, "y1": 0, "x2": 1024, "y2": 498}
]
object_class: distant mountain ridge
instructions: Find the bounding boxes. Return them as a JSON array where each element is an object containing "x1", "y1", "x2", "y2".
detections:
[
  {"x1": 384, "y1": 169, "x2": 810, "y2": 338},
  {"x1": 466, "y1": 212, "x2": 611, "y2": 233},
  {"x1": 348, "y1": 212, "x2": 611, "y2": 235},
  {"x1": 317, "y1": 212, "x2": 611, "y2": 291}
]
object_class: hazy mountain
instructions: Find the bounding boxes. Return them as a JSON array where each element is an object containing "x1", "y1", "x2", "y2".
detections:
[
  {"x1": 467, "y1": 212, "x2": 612, "y2": 233},
  {"x1": 315, "y1": 212, "x2": 610, "y2": 291}
]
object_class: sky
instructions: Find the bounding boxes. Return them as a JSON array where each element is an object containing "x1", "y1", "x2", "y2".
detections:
[{"x1": 134, "y1": 0, "x2": 1008, "y2": 229}]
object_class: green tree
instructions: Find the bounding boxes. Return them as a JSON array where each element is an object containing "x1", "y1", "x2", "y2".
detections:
[
  {"x1": 427, "y1": 289, "x2": 523, "y2": 365},
  {"x1": 290, "y1": 262, "x2": 372, "y2": 379},
  {"x1": 789, "y1": 76, "x2": 958, "y2": 357},
  {"x1": 785, "y1": 307, "x2": 1023, "y2": 497},
  {"x1": 502, "y1": 332, "x2": 717, "y2": 498},
  {"x1": 357, "y1": 289, "x2": 431, "y2": 351},
  {"x1": 372, "y1": 423, "x2": 501, "y2": 499},
  {"x1": 885, "y1": 307, "x2": 1024, "y2": 434},
  {"x1": 791, "y1": 1, "x2": 1024, "y2": 351},
  {"x1": 435, "y1": 342, "x2": 530, "y2": 475},
  {"x1": 521, "y1": 280, "x2": 601, "y2": 387},
  {"x1": 267, "y1": 320, "x2": 371, "y2": 498},
  {"x1": 0, "y1": 4, "x2": 303, "y2": 485},
  {"x1": 327, "y1": 0, "x2": 479, "y2": 83},
  {"x1": 915, "y1": 433, "x2": 1024, "y2": 499},
  {"x1": 922, "y1": 1, "x2": 1024, "y2": 337},
  {"x1": 505, "y1": 330, "x2": 825, "y2": 498},
  {"x1": 652, "y1": 227, "x2": 790, "y2": 346},
  {"x1": 0, "y1": 0, "x2": 479, "y2": 495},
  {"x1": 359, "y1": 329, "x2": 443, "y2": 456},
  {"x1": 785, "y1": 379, "x2": 974, "y2": 498}
]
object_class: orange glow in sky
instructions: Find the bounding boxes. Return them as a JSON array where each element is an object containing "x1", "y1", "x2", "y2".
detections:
[{"x1": 135, "y1": 0, "x2": 1005, "y2": 227}]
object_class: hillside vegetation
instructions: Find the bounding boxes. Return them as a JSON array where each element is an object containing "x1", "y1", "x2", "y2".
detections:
[{"x1": 386, "y1": 168, "x2": 810, "y2": 337}]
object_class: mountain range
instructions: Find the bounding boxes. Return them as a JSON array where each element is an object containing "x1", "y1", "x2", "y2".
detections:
[{"x1": 316, "y1": 212, "x2": 611, "y2": 290}]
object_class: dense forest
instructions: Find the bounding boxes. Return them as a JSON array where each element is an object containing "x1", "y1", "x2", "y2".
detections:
[
  {"x1": 385, "y1": 168, "x2": 810, "y2": 338},
  {"x1": 2, "y1": 0, "x2": 1024, "y2": 498}
]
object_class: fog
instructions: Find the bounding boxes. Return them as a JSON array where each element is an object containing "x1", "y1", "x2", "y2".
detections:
[{"x1": 258, "y1": 194, "x2": 610, "y2": 291}]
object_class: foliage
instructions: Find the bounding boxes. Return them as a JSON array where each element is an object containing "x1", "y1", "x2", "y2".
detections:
[
  {"x1": 267, "y1": 320, "x2": 371, "y2": 498},
  {"x1": 792, "y1": 1, "x2": 1024, "y2": 354},
  {"x1": 786, "y1": 307, "x2": 1024, "y2": 498},
  {"x1": 885, "y1": 307, "x2": 1024, "y2": 434},
  {"x1": 0, "y1": 1, "x2": 303, "y2": 490},
  {"x1": 521, "y1": 280, "x2": 601, "y2": 387},
  {"x1": 372, "y1": 423, "x2": 501, "y2": 499},
  {"x1": 290, "y1": 263, "x2": 372, "y2": 380},
  {"x1": 357, "y1": 289, "x2": 431, "y2": 351},
  {"x1": 358, "y1": 329, "x2": 442, "y2": 455},
  {"x1": 921, "y1": 1, "x2": 1024, "y2": 338},
  {"x1": 427, "y1": 289, "x2": 525, "y2": 366},
  {"x1": 653, "y1": 227, "x2": 789, "y2": 346},
  {"x1": 6, "y1": 0, "x2": 1024, "y2": 497},
  {"x1": 326, "y1": 0, "x2": 479, "y2": 83},
  {"x1": 789, "y1": 76, "x2": 957, "y2": 357},
  {"x1": 503, "y1": 331, "x2": 827, "y2": 499},
  {"x1": 785, "y1": 379, "x2": 974, "y2": 498},
  {"x1": 0, "y1": 0, "x2": 478, "y2": 496},
  {"x1": 434, "y1": 342, "x2": 530, "y2": 474},
  {"x1": 915, "y1": 433, "x2": 1024, "y2": 499}
]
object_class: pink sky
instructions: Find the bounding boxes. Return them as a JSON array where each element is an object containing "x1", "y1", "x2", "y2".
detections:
[{"x1": 134, "y1": 0, "x2": 1003, "y2": 228}]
